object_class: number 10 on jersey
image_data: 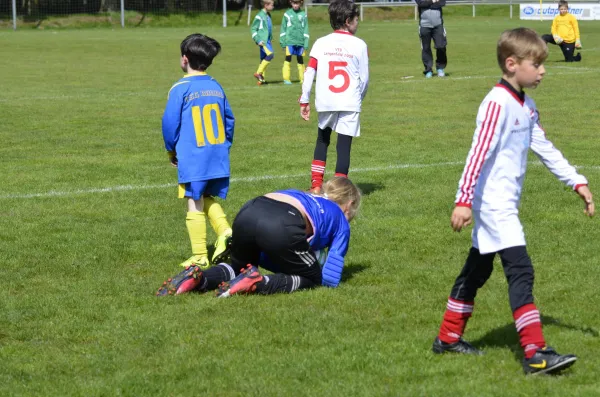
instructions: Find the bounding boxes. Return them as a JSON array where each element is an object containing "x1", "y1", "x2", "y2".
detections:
[{"x1": 191, "y1": 103, "x2": 226, "y2": 147}]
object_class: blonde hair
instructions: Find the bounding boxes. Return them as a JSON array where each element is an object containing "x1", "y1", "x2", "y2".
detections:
[
  {"x1": 262, "y1": 0, "x2": 274, "y2": 5},
  {"x1": 322, "y1": 177, "x2": 362, "y2": 221},
  {"x1": 497, "y1": 28, "x2": 548, "y2": 74}
]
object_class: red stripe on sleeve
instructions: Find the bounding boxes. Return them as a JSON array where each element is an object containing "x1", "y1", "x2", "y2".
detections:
[
  {"x1": 308, "y1": 57, "x2": 318, "y2": 69},
  {"x1": 458, "y1": 102, "x2": 502, "y2": 204}
]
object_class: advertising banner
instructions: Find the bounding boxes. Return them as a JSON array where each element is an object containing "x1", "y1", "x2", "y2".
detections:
[{"x1": 520, "y1": 3, "x2": 600, "y2": 20}]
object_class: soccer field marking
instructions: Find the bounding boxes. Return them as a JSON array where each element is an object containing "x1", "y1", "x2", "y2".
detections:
[
  {"x1": 0, "y1": 161, "x2": 462, "y2": 199},
  {"x1": 1, "y1": 161, "x2": 599, "y2": 200},
  {"x1": 551, "y1": 65, "x2": 598, "y2": 71},
  {"x1": 398, "y1": 68, "x2": 597, "y2": 83},
  {"x1": 1, "y1": 69, "x2": 598, "y2": 103}
]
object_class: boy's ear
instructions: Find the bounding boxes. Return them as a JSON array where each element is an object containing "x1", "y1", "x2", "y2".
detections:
[{"x1": 505, "y1": 56, "x2": 518, "y2": 73}]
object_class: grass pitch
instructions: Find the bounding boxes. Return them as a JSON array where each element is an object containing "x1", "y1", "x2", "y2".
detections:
[{"x1": 0, "y1": 17, "x2": 599, "y2": 396}]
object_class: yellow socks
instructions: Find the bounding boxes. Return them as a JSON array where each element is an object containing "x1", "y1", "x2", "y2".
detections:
[
  {"x1": 283, "y1": 61, "x2": 291, "y2": 82},
  {"x1": 186, "y1": 211, "x2": 207, "y2": 258},
  {"x1": 204, "y1": 196, "x2": 231, "y2": 237},
  {"x1": 298, "y1": 64, "x2": 305, "y2": 83},
  {"x1": 257, "y1": 60, "x2": 270, "y2": 76}
]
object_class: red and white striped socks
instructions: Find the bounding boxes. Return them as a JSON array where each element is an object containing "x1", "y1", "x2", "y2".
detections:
[
  {"x1": 438, "y1": 298, "x2": 474, "y2": 343},
  {"x1": 438, "y1": 299, "x2": 545, "y2": 357},
  {"x1": 513, "y1": 303, "x2": 545, "y2": 358},
  {"x1": 311, "y1": 160, "x2": 326, "y2": 190}
]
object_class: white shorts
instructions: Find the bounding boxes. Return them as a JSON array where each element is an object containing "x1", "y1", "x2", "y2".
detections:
[
  {"x1": 318, "y1": 111, "x2": 361, "y2": 137},
  {"x1": 472, "y1": 209, "x2": 526, "y2": 254}
]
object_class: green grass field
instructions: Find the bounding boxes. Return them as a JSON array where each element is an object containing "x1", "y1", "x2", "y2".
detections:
[{"x1": 1, "y1": 16, "x2": 599, "y2": 396}]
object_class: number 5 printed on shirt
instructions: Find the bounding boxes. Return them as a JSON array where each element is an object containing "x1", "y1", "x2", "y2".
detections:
[
  {"x1": 328, "y1": 61, "x2": 350, "y2": 93},
  {"x1": 191, "y1": 103, "x2": 226, "y2": 147}
]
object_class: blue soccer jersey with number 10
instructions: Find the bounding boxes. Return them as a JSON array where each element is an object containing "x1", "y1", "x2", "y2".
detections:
[{"x1": 162, "y1": 73, "x2": 235, "y2": 183}]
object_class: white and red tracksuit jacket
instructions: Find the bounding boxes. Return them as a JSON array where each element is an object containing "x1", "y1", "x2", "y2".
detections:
[{"x1": 455, "y1": 80, "x2": 587, "y2": 252}]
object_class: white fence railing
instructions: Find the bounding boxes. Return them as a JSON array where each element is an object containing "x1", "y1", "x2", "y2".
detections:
[
  {"x1": 7, "y1": 0, "x2": 600, "y2": 30},
  {"x1": 304, "y1": 0, "x2": 600, "y2": 22}
]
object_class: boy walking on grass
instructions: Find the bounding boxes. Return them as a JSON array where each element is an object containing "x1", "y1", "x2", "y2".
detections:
[
  {"x1": 251, "y1": 0, "x2": 275, "y2": 85},
  {"x1": 299, "y1": 0, "x2": 369, "y2": 194},
  {"x1": 432, "y1": 27, "x2": 594, "y2": 375},
  {"x1": 280, "y1": 0, "x2": 310, "y2": 85}
]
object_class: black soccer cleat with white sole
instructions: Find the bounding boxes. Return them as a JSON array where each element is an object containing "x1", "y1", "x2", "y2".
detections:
[
  {"x1": 432, "y1": 336, "x2": 484, "y2": 355},
  {"x1": 523, "y1": 346, "x2": 577, "y2": 375}
]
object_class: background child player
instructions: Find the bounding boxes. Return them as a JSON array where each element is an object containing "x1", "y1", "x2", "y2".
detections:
[
  {"x1": 542, "y1": 0, "x2": 582, "y2": 62},
  {"x1": 299, "y1": 0, "x2": 369, "y2": 194},
  {"x1": 415, "y1": 0, "x2": 448, "y2": 78},
  {"x1": 162, "y1": 33, "x2": 235, "y2": 270},
  {"x1": 157, "y1": 177, "x2": 361, "y2": 297},
  {"x1": 280, "y1": 0, "x2": 310, "y2": 85},
  {"x1": 251, "y1": 0, "x2": 275, "y2": 85},
  {"x1": 432, "y1": 28, "x2": 595, "y2": 375}
]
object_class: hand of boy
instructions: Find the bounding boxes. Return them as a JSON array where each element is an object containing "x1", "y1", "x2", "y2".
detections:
[
  {"x1": 576, "y1": 185, "x2": 595, "y2": 217},
  {"x1": 553, "y1": 35, "x2": 563, "y2": 44},
  {"x1": 167, "y1": 151, "x2": 178, "y2": 168},
  {"x1": 451, "y1": 205, "x2": 472, "y2": 232},
  {"x1": 258, "y1": 41, "x2": 264, "y2": 47},
  {"x1": 575, "y1": 39, "x2": 582, "y2": 48},
  {"x1": 300, "y1": 103, "x2": 310, "y2": 121}
]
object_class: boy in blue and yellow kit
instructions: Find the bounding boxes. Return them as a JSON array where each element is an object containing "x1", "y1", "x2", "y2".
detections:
[
  {"x1": 251, "y1": 0, "x2": 275, "y2": 85},
  {"x1": 162, "y1": 33, "x2": 235, "y2": 269},
  {"x1": 280, "y1": 0, "x2": 310, "y2": 85}
]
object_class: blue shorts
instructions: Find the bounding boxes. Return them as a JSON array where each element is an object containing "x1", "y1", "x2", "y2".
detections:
[
  {"x1": 178, "y1": 178, "x2": 229, "y2": 200},
  {"x1": 286, "y1": 45, "x2": 305, "y2": 56},
  {"x1": 260, "y1": 41, "x2": 274, "y2": 60}
]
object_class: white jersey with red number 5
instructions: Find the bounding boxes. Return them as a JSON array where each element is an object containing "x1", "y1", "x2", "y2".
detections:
[{"x1": 300, "y1": 30, "x2": 369, "y2": 113}]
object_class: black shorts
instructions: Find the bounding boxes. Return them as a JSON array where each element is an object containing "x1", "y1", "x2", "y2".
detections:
[{"x1": 230, "y1": 196, "x2": 322, "y2": 284}]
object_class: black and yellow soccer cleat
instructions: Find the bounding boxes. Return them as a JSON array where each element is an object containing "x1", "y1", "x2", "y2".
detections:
[
  {"x1": 212, "y1": 234, "x2": 232, "y2": 265},
  {"x1": 523, "y1": 347, "x2": 577, "y2": 375}
]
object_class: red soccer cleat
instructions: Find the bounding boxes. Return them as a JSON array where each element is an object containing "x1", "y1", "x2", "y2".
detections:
[
  {"x1": 216, "y1": 264, "x2": 263, "y2": 298},
  {"x1": 156, "y1": 265, "x2": 203, "y2": 296}
]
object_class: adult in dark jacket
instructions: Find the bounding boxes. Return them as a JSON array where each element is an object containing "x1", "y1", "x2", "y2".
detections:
[{"x1": 416, "y1": 0, "x2": 447, "y2": 78}]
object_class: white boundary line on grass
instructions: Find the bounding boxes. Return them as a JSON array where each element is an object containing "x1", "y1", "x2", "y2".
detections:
[
  {"x1": 0, "y1": 69, "x2": 598, "y2": 102},
  {"x1": 398, "y1": 69, "x2": 597, "y2": 83},
  {"x1": 1, "y1": 161, "x2": 599, "y2": 200},
  {"x1": 0, "y1": 161, "x2": 462, "y2": 199}
]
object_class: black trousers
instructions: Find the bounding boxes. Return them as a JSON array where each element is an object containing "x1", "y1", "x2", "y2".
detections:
[
  {"x1": 230, "y1": 196, "x2": 322, "y2": 285},
  {"x1": 419, "y1": 24, "x2": 447, "y2": 73},
  {"x1": 449, "y1": 246, "x2": 534, "y2": 312},
  {"x1": 314, "y1": 127, "x2": 353, "y2": 176},
  {"x1": 542, "y1": 34, "x2": 578, "y2": 62}
]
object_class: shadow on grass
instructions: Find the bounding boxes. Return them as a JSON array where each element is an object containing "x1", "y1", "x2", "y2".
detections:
[
  {"x1": 357, "y1": 182, "x2": 384, "y2": 196},
  {"x1": 471, "y1": 315, "x2": 599, "y2": 360},
  {"x1": 341, "y1": 263, "x2": 368, "y2": 282}
]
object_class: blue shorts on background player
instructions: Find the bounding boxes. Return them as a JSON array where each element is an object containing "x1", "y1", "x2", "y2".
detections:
[{"x1": 161, "y1": 33, "x2": 235, "y2": 270}]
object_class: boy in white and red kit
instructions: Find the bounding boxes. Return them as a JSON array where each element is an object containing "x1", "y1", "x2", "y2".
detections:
[
  {"x1": 432, "y1": 28, "x2": 595, "y2": 375},
  {"x1": 299, "y1": 0, "x2": 369, "y2": 194}
]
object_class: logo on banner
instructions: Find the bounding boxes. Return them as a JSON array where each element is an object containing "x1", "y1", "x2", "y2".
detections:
[{"x1": 523, "y1": 6, "x2": 535, "y2": 15}]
